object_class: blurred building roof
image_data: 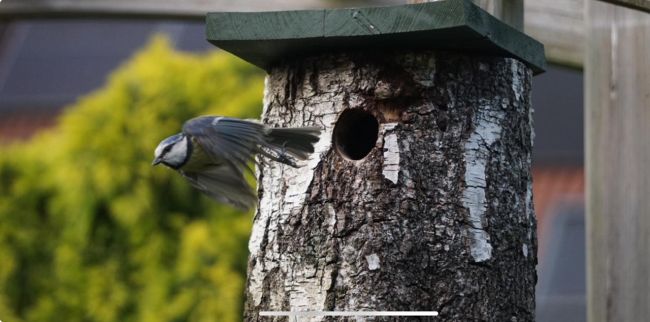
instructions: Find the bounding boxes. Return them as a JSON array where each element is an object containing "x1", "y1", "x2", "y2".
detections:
[
  {"x1": 533, "y1": 166, "x2": 584, "y2": 226},
  {"x1": 531, "y1": 166, "x2": 585, "y2": 322},
  {"x1": 0, "y1": 0, "x2": 400, "y2": 18},
  {"x1": 0, "y1": 19, "x2": 210, "y2": 112},
  {"x1": 0, "y1": 19, "x2": 213, "y2": 142},
  {"x1": 536, "y1": 204, "x2": 586, "y2": 322},
  {"x1": 0, "y1": 0, "x2": 330, "y2": 17}
]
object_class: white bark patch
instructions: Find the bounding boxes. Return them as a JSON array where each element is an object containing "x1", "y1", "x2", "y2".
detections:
[
  {"x1": 327, "y1": 203, "x2": 337, "y2": 234},
  {"x1": 382, "y1": 123, "x2": 400, "y2": 184},
  {"x1": 283, "y1": 113, "x2": 335, "y2": 213},
  {"x1": 525, "y1": 179, "x2": 535, "y2": 249},
  {"x1": 286, "y1": 265, "x2": 334, "y2": 312},
  {"x1": 249, "y1": 102, "x2": 338, "y2": 308},
  {"x1": 510, "y1": 59, "x2": 523, "y2": 102},
  {"x1": 366, "y1": 253, "x2": 380, "y2": 271},
  {"x1": 522, "y1": 244, "x2": 529, "y2": 257},
  {"x1": 462, "y1": 108, "x2": 505, "y2": 263},
  {"x1": 262, "y1": 76, "x2": 271, "y2": 113},
  {"x1": 249, "y1": 167, "x2": 278, "y2": 253}
]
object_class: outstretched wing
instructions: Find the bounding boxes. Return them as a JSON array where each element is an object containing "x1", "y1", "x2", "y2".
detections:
[
  {"x1": 182, "y1": 116, "x2": 265, "y2": 172},
  {"x1": 180, "y1": 165, "x2": 256, "y2": 210}
]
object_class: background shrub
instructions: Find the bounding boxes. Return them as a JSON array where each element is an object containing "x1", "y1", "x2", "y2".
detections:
[{"x1": 0, "y1": 36, "x2": 264, "y2": 322}]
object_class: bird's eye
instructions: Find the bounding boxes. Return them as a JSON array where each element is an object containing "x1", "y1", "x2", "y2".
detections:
[{"x1": 163, "y1": 146, "x2": 172, "y2": 154}]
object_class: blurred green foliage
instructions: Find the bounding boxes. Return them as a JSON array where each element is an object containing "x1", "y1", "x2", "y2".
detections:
[{"x1": 0, "y1": 36, "x2": 264, "y2": 322}]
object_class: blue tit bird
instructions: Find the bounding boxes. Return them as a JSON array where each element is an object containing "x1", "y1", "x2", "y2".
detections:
[{"x1": 152, "y1": 116, "x2": 321, "y2": 209}]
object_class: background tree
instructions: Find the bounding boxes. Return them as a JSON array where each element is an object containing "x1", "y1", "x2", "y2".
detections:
[{"x1": 0, "y1": 36, "x2": 263, "y2": 322}]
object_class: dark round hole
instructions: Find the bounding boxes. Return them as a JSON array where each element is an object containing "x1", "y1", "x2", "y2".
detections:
[{"x1": 333, "y1": 109, "x2": 379, "y2": 160}]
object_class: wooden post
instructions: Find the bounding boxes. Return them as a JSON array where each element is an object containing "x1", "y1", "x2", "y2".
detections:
[
  {"x1": 596, "y1": 0, "x2": 650, "y2": 13},
  {"x1": 473, "y1": 0, "x2": 524, "y2": 30},
  {"x1": 586, "y1": 2, "x2": 650, "y2": 321},
  {"x1": 524, "y1": 0, "x2": 585, "y2": 68},
  {"x1": 207, "y1": 0, "x2": 545, "y2": 320},
  {"x1": 410, "y1": 0, "x2": 524, "y2": 30}
]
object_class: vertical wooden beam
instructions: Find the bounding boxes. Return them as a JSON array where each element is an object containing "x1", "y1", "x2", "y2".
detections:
[
  {"x1": 586, "y1": 1, "x2": 650, "y2": 321},
  {"x1": 597, "y1": 0, "x2": 650, "y2": 14},
  {"x1": 524, "y1": 0, "x2": 584, "y2": 68},
  {"x1": 409, "y1": 1, "x2": 524, "y2": 30},
  {"x1": 473, "y1": 0, "x2": 524, "y2": 30}
]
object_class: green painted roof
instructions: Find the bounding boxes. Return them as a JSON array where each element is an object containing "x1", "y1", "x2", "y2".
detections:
[{"x1": 206, "y1": 0, "x2": 546, "y2": 74}]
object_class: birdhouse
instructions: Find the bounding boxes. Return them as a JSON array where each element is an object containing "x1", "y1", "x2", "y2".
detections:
[{"x1": 206, "y1": 0, "x2": 545, "y2": 320}]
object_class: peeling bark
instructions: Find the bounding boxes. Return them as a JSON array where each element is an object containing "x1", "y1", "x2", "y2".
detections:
[{"x1": 246, "y1": 52, "x2": 537, "y2": 321}]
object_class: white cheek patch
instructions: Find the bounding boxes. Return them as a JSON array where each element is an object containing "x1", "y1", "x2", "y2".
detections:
[{"x1": 164, "y1": 138, "x2": 189, "y2": 165}]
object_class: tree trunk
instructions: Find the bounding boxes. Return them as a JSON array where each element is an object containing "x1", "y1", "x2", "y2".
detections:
[{"x1": 246, "y1": 51, "x2": 537, "y2": 321}]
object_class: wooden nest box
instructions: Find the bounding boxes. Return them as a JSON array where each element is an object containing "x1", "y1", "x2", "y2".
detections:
[{"x1": 207, "y1": 0, "x2": 545, "y2": 320}]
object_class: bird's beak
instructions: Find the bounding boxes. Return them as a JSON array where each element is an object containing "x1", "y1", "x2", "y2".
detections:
[{"x1": 152, "y1": 157, "x2": 162, "y2": 166}]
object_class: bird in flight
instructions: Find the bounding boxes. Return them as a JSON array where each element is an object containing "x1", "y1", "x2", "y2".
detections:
[{"x1": 153, "y1": 116, "x2": 321, "y2": 209}]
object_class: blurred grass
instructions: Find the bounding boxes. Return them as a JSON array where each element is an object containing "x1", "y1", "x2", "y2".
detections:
[{"x1": 0, "y1": 35, "x2": 265, "y2": 322}]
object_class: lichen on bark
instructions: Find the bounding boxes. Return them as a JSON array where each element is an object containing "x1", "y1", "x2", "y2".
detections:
[{"x1": 246, "y1": 51, "x2": 537, "y2": 322}]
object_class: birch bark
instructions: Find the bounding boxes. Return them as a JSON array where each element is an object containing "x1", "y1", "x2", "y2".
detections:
[{"x1": 246, "y1": 51, "x2": 537, "y2": 321}]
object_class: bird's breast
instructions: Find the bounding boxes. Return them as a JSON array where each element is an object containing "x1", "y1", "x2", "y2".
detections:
[{"x1": 179, "y1": 137, "x2": 218, "y2": 171}]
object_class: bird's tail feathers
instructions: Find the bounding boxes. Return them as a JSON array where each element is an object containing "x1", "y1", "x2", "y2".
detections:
[{"x1": 262, "y1": 127, "x2": 321, "y2": 167}]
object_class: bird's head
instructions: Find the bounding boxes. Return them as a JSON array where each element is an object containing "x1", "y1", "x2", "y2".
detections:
[{"x1": 152, "y1": 133, "x2": 190, "y2": 169}]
